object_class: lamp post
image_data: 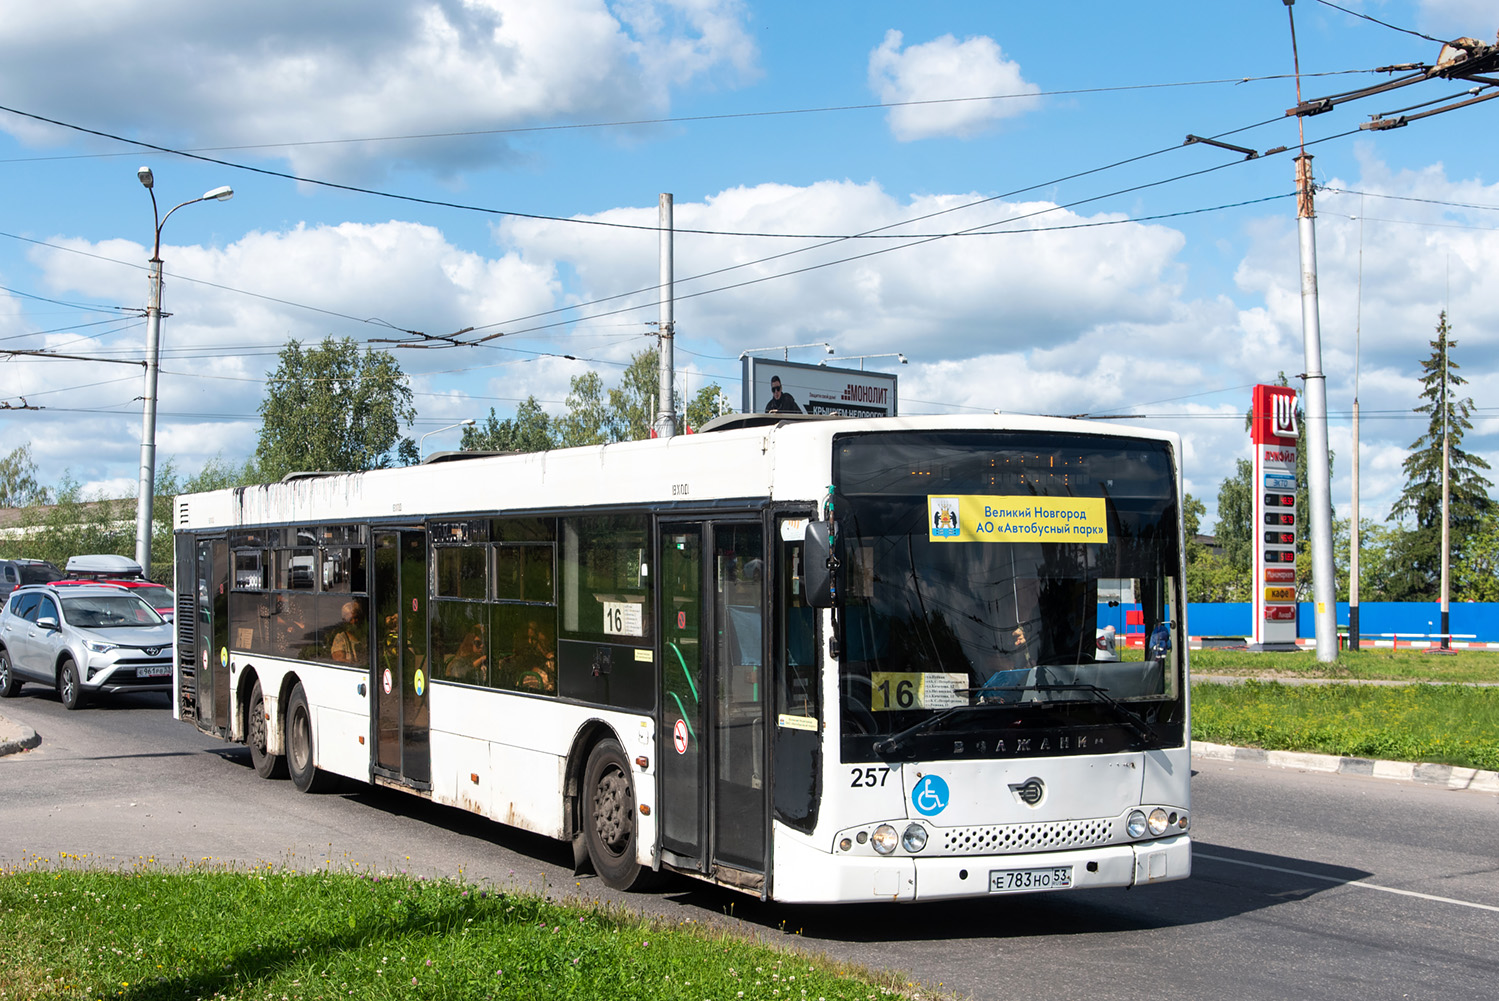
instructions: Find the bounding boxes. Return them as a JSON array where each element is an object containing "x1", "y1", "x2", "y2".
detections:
[
  {"x1": 738, "y1": 343, "x2": 835, "y2": 361},
  {"x1": 819, "y1": 353, "x2": 907, "y2": 371},
  {"x1": 420, "y1": 419, "x2": 476, "y2": 457},
  {"x1": 134, "y1": 167, "x2": 234, "y2": 573}
]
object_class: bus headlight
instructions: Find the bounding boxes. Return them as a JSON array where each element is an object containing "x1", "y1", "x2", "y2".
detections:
[
  {"x1": 1147, "y1": 808, "x2": 1170, "y2": 836},
  {"x1": 901, "y1": 824, "x2": 928, "y2": 853},
  {"x1": 871, "y1": 824, "x2": 899, "y2": 855},
  {"x1": 1126, "y1": 810, "x2": 1147, "y2": 839}
]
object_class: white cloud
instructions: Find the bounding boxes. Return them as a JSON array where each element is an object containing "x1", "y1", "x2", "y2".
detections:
[
  {"x1": 0, "y1": 1, "x2": 757, "y2": 178},
  {"x1": 12, "y1": 153, "x2": 1496, "y2": 535},
  {"x1": 868, "y1": 29, "x2": 1041, "y2": 141}
]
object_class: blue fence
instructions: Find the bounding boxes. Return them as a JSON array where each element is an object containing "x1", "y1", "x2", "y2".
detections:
[{"x1": 1181, "y1": 602, "x2": 1499, "y2": 643}]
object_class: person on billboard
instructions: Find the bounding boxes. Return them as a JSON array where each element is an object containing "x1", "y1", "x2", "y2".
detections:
[{"x1": 764, "y1": 376, "x2": 802, "y2": 414}]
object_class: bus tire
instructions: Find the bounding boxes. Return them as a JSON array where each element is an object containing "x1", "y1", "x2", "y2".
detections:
[
  {"x1": 247, "y1": 679, "x2": 286, "y2": 780},
  {"x1": 285, "y1": 683, "x2": 332, "y2": 793},
  {"x1": 583, "y1": 738, "x2": 655, "y2": 891}
]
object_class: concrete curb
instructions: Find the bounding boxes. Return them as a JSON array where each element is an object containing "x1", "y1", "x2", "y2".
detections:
[
  {"x1": 0, "y1": 713, "x2": 40, "y2": 757},
  {"x1": 1192, "y1": 740, "x2": 1499, "y2": 793}
]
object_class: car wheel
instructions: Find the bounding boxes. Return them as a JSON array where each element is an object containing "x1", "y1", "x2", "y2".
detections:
[
  {"x1": 285, "y1": 683, "x2": 332, "y2": 793},
  {"x1": 0, "y1": 648, "x2": 19, "y2": 698},
  {"x1": 582, "y1": 738, "x2": 658, "y2": 891},
  {"x1": 247, "y1": 679, "x2": 286, "y2": 780},
  {"x1": 58, "y1": 658, "x2": 85, "y2": 710}
]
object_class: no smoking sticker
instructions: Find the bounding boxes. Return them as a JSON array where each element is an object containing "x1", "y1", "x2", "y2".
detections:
[
  {"x1": 673, "y1": 718, "x2": 689, "y2": 754},
  {"x1": 382, "y1": 668, "x2": 392, "y2": 695}
]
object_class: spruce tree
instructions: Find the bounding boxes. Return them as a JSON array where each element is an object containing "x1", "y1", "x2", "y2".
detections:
[{"x1": 1386, "y1": 312, "x2": 1493, "y2": 600}]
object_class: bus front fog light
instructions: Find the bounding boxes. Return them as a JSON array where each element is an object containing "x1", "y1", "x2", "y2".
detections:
[
  {"x1": 1127, "y1": 810, "x2": 1147, "y2": 839},
  {"x1": 1147, "y1": 808, "x2": 1169, "y2": 836},
  {"x1": 901, "y1": 824, "x2": 928, "y2": 853},
  {"x1": 1177, "y1": 812, "x2": 1189, "y2": 831},
  {"x1": 871, "y1": 824, "x2": 899, "y2": 855}
]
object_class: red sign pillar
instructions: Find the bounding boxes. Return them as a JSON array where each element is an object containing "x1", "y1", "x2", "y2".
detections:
[{"x1": 1251, "y1": 385, "x2": 1299, "y2": 649}]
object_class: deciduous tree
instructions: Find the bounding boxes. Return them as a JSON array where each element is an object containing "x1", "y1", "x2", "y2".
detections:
[{"x1": 255, "y1": 337, "x2": 418, "y2": 479}]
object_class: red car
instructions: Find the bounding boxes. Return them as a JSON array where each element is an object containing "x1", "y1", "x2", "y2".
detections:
[{"x1": 53, "y1": 555, "x2": 175, "y2": 622}]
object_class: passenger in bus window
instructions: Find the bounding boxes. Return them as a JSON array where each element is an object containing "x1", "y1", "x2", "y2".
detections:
[
  {"x1": 505, "y1": 618, "x2": 556, "y2": 694},
  {"x1": 329, "y1": 600, "x2": 368, "y2": 664},
  {"x1": 444, "y1": 623, "x2": 488, "y2": 684}
]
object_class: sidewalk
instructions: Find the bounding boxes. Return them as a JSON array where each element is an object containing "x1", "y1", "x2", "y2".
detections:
[
  {"x1": 1192, "y1": 740, "x2": 1499, "y2": 793},
  {"x1": 0, "y1": 712, "x2": 40, "y2": 756}
]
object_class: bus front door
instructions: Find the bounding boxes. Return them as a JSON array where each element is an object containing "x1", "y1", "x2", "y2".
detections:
[
  {"x1": 658, "y1": 520, "x2": 768, "y2": 885},
  {"x1": 373, "y1": 529, "x2": 431, "y2": 788}
]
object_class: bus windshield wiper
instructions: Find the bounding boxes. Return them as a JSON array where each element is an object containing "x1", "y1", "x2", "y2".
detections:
[
  {"x1": 1024, "y1": 683, "x2": 1159, "y2": 746},
  {"x1": 873, "y1": 702, "x2": 1007, "y2": 758}
]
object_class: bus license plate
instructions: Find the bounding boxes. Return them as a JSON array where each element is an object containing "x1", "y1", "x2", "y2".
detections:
[
  {"x1": 988, "y1": 866, "x2": 1073, "y2": 893},
  {"x1": 137, "y1": 666, "x2": 170, "y2": 678}
]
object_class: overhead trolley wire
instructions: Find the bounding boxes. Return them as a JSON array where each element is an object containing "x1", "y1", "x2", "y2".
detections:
[{"x1": 0, "y1": 66, "x2": 1388, "y2": 167}]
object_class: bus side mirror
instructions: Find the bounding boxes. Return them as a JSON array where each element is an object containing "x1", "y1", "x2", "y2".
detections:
[{"x1": 804, "y1": 521, "x2": 836, "y2": 608}]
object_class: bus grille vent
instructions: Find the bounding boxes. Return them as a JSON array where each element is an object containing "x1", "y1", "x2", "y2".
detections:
[
  {"x1": 177, "y1": 499, "x2": 190, "y2": 526},
  {"x1": 939, "y1": 818, "x2": 1112, "y2": 855}
]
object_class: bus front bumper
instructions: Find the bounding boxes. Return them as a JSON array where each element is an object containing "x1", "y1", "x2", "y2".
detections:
[{"x1": 772, "y1": 833, "x2": 1191, "y2": 903}]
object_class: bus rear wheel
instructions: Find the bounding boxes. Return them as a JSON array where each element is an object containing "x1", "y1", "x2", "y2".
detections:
[
  {"x1": 583, "y1": 738, "x2": 656, "y2": 891},
  {"x1": 285, "y1": 683, "x2": 332, "y2": 793},
  {"x1": 247, "y1": 679, "x2": 286, "y2": 779}
]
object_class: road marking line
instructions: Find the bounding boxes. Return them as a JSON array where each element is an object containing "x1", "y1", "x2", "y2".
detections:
[{"x1": 1196, "y1": 852, "x2": 1499, "y2": 914}]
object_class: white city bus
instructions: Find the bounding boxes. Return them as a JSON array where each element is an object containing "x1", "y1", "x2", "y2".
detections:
[{"x1": 172, "y1": 413, "x2": 1191, "y2": 902}]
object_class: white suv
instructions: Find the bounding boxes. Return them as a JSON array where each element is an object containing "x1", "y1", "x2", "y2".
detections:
[{"x1": 0, "y1": 584, "x2": 174, "y2": 709}]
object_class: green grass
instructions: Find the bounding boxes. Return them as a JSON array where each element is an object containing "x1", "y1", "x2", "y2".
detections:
[
  {"x1": 0, "y1": 857, "x2": 916, "y2": 1001},
  {"x1": 1191, "y1": 679, "x2": 1499, "y2": 771},
  {"x1": 1189, "y1": 647, "x2": 1499, "y2": 685}
]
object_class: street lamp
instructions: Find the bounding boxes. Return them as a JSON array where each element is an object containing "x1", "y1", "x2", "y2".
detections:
[
  {"x1": 738, "y1": 343, "x2": 834, "y2": 361},
  {"x1": 819, "y1": 353, "x2": 907, "y2": 370},
  {"x1": 420, "y1": 419, "x2": 477, "y2": 457},
  {"x1": 134, "y1": 167, "x2": 234, "y2": 573}
]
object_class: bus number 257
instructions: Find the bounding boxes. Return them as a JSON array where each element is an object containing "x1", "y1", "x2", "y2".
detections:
[{"x1": 850, "y1": 766, "x2": 890, "y2": 788}]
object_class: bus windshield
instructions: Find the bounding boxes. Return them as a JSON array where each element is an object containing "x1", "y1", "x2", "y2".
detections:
[{"x1": 833, "y1": 430, "x2": 1186, "y2": 762}]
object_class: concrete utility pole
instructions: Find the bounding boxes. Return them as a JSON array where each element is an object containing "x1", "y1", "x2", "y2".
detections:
[
  {"x1": 654, "y1": 193, "x2": 677, "y2": 439},
  {"x1": 1294, "y1": 154, "x2": 1340, "y2": 664}
]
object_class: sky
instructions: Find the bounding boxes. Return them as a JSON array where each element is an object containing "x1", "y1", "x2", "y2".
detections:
[{"x1": 2, "y1": 0, "x2": 1497, "y2": 537}]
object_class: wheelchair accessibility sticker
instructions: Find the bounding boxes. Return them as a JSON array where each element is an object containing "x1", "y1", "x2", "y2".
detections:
[{"x1": 912, "y1": 774, "x2": 949, "y2": 817}]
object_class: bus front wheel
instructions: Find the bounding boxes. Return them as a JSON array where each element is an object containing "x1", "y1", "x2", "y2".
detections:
[{"x1": 583, "y1": 738, "x2": 655, "y2": 891}]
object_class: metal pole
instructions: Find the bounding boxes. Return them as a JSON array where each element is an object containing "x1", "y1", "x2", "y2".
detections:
[
  {"x1": 654, "y1": 193, "x2": 676, "y2": 439},
  {"x1": 1350, "y1": 396, "x2": 1360, "y2": 650},
  {"x1": 134, "y1": 256, "x2": 163, "y2": 571},
  {"x1": 1294, "y1": 153, "x2": 1338, "y2": 662},
  {"x1": 1440, "y1": 326, "x2": 1450, "y2": 648}
]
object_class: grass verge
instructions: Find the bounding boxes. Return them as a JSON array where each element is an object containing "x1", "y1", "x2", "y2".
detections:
[
  {"x1": 1189, "y1": 647, "x2": 1499, "y2": 684},
  {"x1": 1191, "y1": 679, "x2": 1499, "y2": 771},
  {"x1": 0, "y1": 857, "x2": 917, "y2": 1001}
]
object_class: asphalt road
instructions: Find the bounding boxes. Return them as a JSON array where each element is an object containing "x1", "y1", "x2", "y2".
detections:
[{"x1": 2, "y1": 689, "x2": 1496, "y2": 1001}]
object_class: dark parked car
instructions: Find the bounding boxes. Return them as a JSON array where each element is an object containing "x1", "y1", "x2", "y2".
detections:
[
  {"x1": 0, "y1": 559, "x2": 63, "y2": 600},
  {"x1": 0, "y1": 583, "x2": 174, "y2": 709}
]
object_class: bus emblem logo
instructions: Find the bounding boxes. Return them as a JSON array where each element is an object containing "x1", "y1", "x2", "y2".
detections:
[
  {"x1": 1009, "y1": 777, "x2": 1045, "y2": 806},
  {"x1": 929, "y1": 497, "x2": 960, "y2": 539},
  {"x1": 912, "y1": 775, "x2": 949, "y2": 816}
]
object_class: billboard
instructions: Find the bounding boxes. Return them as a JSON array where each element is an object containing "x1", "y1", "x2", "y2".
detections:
[
  {"x1": 740, "y1": 357, "x2": 899, "y2": 417},
  {"x1": 1251, "y1": 384, "x2": 1299, "y2": 649}
]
